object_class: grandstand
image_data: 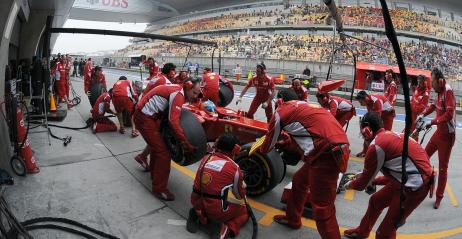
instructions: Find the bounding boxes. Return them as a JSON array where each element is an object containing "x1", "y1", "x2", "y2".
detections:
[{"x1": 112, "y1": 1, "x2": 462, "y2": 83}]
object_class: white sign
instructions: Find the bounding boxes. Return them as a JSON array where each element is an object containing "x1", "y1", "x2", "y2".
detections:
[{"x1": 371, "y1": 82, "x2": 384, "y2": 91}]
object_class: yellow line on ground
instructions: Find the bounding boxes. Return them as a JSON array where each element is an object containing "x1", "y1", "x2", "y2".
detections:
[
  {"x1": 349, "y1": 156, "x2": 365, "y2": 163},
  {"x1": 446, "y1": 182, "x2": 459, "y2": 207},
  {"x1": 170, "y1": 161, "x2": 462, "y2": 238},
  {"x1": 344, "y1": 189, "x2": 355, "y2": 201}
]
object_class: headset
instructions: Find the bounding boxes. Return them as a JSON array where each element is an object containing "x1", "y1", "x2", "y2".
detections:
[{"x1": 360, "y1": 117, "x2": 374, "y2": 141}]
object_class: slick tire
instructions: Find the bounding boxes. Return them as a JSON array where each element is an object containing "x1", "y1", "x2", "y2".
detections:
[
  {"x1": 163, "y1": 109, "x2": 207, "y2": 166},
  {"x1": 88, "y1": 83, "x2": 105, "y2": 107},
  {"x1": 235, "y1": 144, "x2": 285, "y2": 196},
  {"x1": 217, "y1": 79, "x2": 234, "y2": 107}
]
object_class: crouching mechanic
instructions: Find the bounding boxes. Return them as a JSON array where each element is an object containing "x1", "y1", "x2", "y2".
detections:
[
  {"x1": 112, "y1": 76, "x2": 138, "y2": 137},
  {"x1": 236, "y1": 62, "x2": 275, "y2": 122},
  {"x1": 343, "y1": 112, "x2": 433, "y2": 239},
  {"x1": 259, "y1": 89, "x2": 350, "y2": 239},
  {"x1": 187, "y1": 133, "x2": 249, "y2": 239},
  {"x1": 90, "y1": 89, "x2": 117, "y2": 133},
  {"x1": 133, "y1": 79, "x2": 201, "y2": 200},
  {"x1": 316, "y1": 93, "x2": 355, "y2": 127}
]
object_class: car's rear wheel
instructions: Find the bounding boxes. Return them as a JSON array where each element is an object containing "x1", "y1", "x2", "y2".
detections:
[
  {"x1": 235, "y1": 144, "x2": 285, "y2": 196},
  {"x1": 163, "y1": 109, "x2": 207, "y2": 166}
]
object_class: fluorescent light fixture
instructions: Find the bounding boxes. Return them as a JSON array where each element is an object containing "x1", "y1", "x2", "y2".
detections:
[{"x1": 4, "y1": 2, "x2": 19, "y2": 40}]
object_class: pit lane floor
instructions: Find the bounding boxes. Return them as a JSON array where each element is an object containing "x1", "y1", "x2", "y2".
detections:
[{"x1": 5, "y1": 68, "x2": 462, "y2": 239}]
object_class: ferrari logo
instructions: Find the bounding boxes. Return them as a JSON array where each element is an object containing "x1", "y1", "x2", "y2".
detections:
[{"x1": 224, "y1": 124, "x2": 233, "y2": 133}]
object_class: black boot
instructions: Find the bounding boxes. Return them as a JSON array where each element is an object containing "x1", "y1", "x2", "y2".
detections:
[{"x1": 186, "y1": 208, "x2": 199, "y2": 233}]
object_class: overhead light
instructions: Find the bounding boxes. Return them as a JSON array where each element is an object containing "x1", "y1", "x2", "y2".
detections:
[{"x1": 4, "y1": 2, "x2": 19, "y2": 40}]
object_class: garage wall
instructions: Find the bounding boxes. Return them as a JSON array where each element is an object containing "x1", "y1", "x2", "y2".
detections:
[{"x1": 0, "y1": 0, "x2": 31, "y2": 171}]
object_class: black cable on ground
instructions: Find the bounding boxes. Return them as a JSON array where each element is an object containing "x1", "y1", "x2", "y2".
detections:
[
  {"x1": 244, "y1": 197, "x2": 258, "y2": 239},
  {"x1": 24, "y1": 224, "x2": 100, "y2": 239},
  {"x1": 22, "y1": 217, "x2": 120, "y2": 239},
  {"x1": 379, "y1": 0, "x2": 412, "y2": 228}
]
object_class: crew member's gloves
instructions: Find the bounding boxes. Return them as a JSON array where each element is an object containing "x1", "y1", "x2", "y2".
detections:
[
  {"x1": 424, "y1": 121, "x2": 433, "y2": 129},
  {"x1": 236, "y1": 97, "x2": 242, "y2": 105},
  {"x1": 416, "y1": 115, "x2": 424, "y2": 123},
  {"x1": 261, "y1": 102, "x2": 268, "y2": 109},
  {"x1": 343, "y1": 180, "x2": 352, "y2": 191}
]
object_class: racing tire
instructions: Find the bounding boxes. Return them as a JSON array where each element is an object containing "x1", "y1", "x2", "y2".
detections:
[
  {"x1": 235, "y1": 143, "x2": 285, "y2": 196},
  {"x1": 218, "y1": 81, "x2": 234, "y2": 107},
  {"x1": 88, "y1": 83, "x2": 105, "y2": 107},
  {"x1": 163, "y1": 109, "x2": 207, "y2": 166},
  {"x1": 10, "y1": 155, "x2": 26, "y2": 177}
]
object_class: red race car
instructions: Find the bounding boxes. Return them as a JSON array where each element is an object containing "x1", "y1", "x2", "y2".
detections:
[{"x1": 163, "y1": 81, "x2": 301, "y2": 196}]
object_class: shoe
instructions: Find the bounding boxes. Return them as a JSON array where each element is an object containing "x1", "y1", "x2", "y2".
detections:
[
  {"x1": 210, "y1": 223, "x2": 230, "y2": 239},
  {"x1": 27, "y1": 167, "x2": 40, "y2": 174},
  {"x1": 273, "y1": 215, "x2": 301, "y2": 229},
  {"x1": 434, "y1": 197, "x2": 442, "y2": 209},
  {"x1": 134, "y1": 154, "x2": 149, "y2": 171},
  {"x1": 119, "y1": 127, "x2": 125, "y2": 134},
  {"x1": 153, "y1": 190, "x2": 175, "y2": 201},
  {"x1": 186, "y1": 208, "x2": 199, "y2": 233},
  {"x1": 344, "y1": 228, "x2": 367, "y2": 239},
  {"x1": 131, "y1": 130, "x2": 139, "y2": 138}
]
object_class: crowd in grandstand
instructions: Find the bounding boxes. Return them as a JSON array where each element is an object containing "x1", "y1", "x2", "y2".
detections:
[
  {"x1": 149, "y1": 5, "x2": 462, "y2": 42},
  {"x1": 116, "y1": 33, "x2": 462, "y2": 81}
]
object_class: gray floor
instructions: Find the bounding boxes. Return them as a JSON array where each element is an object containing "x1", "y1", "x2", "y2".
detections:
[{"x1": 4, "y1": 68, "x2": 462, "y2": 239}]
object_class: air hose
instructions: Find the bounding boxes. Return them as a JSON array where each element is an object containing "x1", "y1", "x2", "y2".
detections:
[{"x1": 22, "y1": 217, "x2": 120, "y2": 239}]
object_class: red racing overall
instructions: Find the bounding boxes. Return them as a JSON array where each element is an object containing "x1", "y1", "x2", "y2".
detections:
[
  {"x1": 112, "y1": 79, "x2": 137, "y2": 114},
  {"x1": 52, "y1": 61, "x2": 67, "y2": 102},
  {"x1": 147, "y1": 61, "x2": 160, "y2": 81},
  {"x1": 246, "y1": 74, "x2": 275, "y2": 121},
  {"x1": 384, "y1": 81, "x2": 397, "y2": 106},
  {"x1": 260, "y1": 101, "x2": 350, "y2": 239},
  {"x1": 410, "y1": 86, "x2": 429, "y2": 132},
  {"x1": 347, "y1": 130, "x2": 432, "y2": 239},
  {"x1": 422, "y1": 83, "x2": 456, "y2": 201},
  {"x1": 366, "y1": 94, "x2": 395, "y2": 131},
  {"x1": 201, "y1": 72, "x2": 220, "y2": 105},
  {"x1": 191, "y1": 152, "x2": 249, "y2": 237},
  {"x1": 91, "y1": 92, "x2": 117, "y2": 133},
  {"x1": 83, "y1": 60, "x2": 93, "y2": 93},
  {"x1": 321, "y1": 96, "x2": 355, "y2": 127},
  {"x1": 134, "y1": 84, "x2": 194, "y2": 194},
  {"x1": 144, "y1": 74, "x2": 171, "y2": 94}
]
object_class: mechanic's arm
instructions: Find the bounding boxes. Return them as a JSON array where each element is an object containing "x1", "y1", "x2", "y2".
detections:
[
  {"x1": 349, "y1": 144, "x2": 384, "y2": 191},
  {"x1": 260, "y1": 112, "x2": 282, "y2": 153},
  {"x1": 329, "y1": 100, "x2": 338, "y2": 117},
  {"x1": 266, "y1": 80, "x2": 276, "y2": 105},
  {"x1": 432, "y1": 90, "x2": 455, "y2": 125},
  {"x1": 238, "y1": 83, "x2": 251, "y2": 100},
  {"x1": 421, "y1": 99, "x2": 436, "y2": 117},
  {"x1": 372, "y1": 99, "x2": 382, "y2": 117},
  {"x1": 168, "y1": 93, "x2": 194, "y2": 151},
  {"x1": 232, "y1": 168, "x2": 246, "y2": 200}
]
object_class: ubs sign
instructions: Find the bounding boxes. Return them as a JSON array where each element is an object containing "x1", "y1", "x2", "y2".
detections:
[{"x1": 85, "y1": 0, "x2": 129, "y2": 8}]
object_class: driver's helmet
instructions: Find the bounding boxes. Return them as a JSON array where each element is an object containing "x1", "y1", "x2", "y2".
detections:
[{"x1": 203, "y1": 100, "x2": 216, "y2": 113}]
